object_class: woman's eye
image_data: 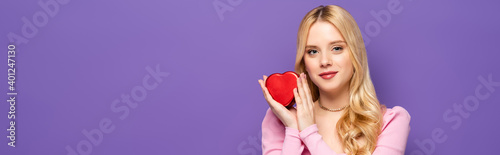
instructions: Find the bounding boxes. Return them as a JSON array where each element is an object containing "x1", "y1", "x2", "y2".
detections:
[
  {"x1": 333, "y1": 46, "x2": 343, "y2": 51},
  {"x1": 307, "y1": 49, "x2": 318, "y2": 54}
]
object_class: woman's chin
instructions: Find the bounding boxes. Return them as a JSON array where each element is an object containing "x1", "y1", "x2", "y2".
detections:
[{"x1": 317, "y1": 85, "x2": 341, "y2": 94}]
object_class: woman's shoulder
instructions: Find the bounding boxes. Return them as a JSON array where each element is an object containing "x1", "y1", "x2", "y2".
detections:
[
  {"x1": 377, "y1": 106, "x2": 411, "y2": 149},
  {"x1": 381, "y1": 106, "x2": 411, "y2": 131},
  {"x1": 383, "y1": 106, "x2": 411, "y2": 118}
]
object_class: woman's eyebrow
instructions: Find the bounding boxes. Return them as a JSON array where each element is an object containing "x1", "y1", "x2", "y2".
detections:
[
  {"x1": 305, "y1": 40, "x2": 346, "y2": 49},
  {"x1": 305, "y1": 45, "x2": 319, "y2": 49},
  {"x1": 329, "y1": 40, "x2": 346, "y2": 45}
]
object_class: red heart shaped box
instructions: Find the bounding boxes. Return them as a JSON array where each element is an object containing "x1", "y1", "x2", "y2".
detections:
[{"x1": 265, "y1": 71, "x2": 299, "y2": 107}]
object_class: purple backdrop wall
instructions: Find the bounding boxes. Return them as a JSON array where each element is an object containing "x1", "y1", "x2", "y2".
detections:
[{"x1": 1, "y1": 0, "x2": 499, "y2": 154}]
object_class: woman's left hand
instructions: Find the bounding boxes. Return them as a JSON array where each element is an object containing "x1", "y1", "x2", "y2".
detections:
[{"x1": 294, "y1": 73, "x2": 316, "y2": 131}]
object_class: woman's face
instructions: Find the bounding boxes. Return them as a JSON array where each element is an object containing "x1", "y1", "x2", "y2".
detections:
[{"x1": 304, "y1": 21, "x2": 353, "y2": 94}]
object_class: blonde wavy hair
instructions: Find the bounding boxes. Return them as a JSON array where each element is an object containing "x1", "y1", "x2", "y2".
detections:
[{"x1": 294, "y1": 5, "x2": 386, "y2": 155}]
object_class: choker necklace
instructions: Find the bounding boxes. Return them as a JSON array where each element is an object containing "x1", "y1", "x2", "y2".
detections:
[{"x1": 318, "y1": 99, "x2": 349, "y2": 112}]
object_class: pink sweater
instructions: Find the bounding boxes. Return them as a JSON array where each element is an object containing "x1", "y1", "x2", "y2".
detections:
[{"x1": 261, "y1": 106, "x2": 411, "y2": 155}]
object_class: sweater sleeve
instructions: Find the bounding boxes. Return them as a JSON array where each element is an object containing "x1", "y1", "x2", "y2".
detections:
[
  {"x1": 298, "y1": 106, "x2": 411, "y2": 155},
  {"x1": 262, "y1": 108, "x2": 304, "y2": 155}
]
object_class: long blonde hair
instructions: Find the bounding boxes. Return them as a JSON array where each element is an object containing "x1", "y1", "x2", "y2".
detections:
[{"x1": 294, "y1": 5, "x2": 385, "y2": 155}]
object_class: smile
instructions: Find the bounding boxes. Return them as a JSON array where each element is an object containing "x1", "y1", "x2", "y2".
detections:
[{"x1": 319, "y1": 71, "x2": 338, "y2": 79}]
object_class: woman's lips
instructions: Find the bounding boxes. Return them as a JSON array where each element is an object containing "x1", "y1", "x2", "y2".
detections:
[{"x1": 319, "y1": 71, "x2": 338, "y2": 79}]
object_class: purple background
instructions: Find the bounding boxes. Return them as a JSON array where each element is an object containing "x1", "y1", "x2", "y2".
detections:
[{"x1": 1, "y1": 0, "x2": 499, "y2": 154}]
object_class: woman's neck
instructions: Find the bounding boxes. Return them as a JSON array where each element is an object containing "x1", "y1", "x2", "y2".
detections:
[{"x1": 317, "y1": 86, "x2": 350, "y2": 110}]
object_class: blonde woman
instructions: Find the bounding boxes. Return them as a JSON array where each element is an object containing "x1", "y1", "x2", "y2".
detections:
[{"x1": 258, "y1": 5, "x2": 410, "y2": 155}]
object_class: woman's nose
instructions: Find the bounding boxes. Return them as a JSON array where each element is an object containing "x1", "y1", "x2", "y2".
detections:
[{"x1": 320, "y1": 53, "x2": 332, "y2": 68}]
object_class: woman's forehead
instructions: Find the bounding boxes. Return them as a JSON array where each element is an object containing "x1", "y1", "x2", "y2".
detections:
[{"x1": 306, "y1": 21, "x2": 345, "y2": 46}]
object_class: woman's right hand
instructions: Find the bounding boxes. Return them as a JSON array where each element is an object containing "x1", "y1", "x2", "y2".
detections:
[{"x1": 258, "y1": 75, "x2": 298, "y2": 130}]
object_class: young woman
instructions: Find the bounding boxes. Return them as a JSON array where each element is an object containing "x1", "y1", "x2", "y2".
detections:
[{"x1": 258, "y1": 5, "x2": 410, "y2": 155}]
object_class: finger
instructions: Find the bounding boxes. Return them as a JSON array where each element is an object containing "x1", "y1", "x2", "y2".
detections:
[
  {"x1": 297, "y1": 74, "x2": 308, "y2": 109},
  {"x1": 293, "y1": 87, "x2": 302, "y2": 109},
  {"x1": 295, "y1": 77, "x2": 303, "y2": 111},
  {"x1": 302, "y1": 73, "x2": 313, "y2": 110},
  {"x1": 259, "y1": 78, "x2": 284, "y2": 109},
  {"x1": 258, "y1": 79, "x2": 269, "y2": 101},
  {"x1": 300, "y1": 73, "x2": 312, "y2": 112},
  {"x1": 259, "y1": 79, "x2": 274, "y2": 103}
]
